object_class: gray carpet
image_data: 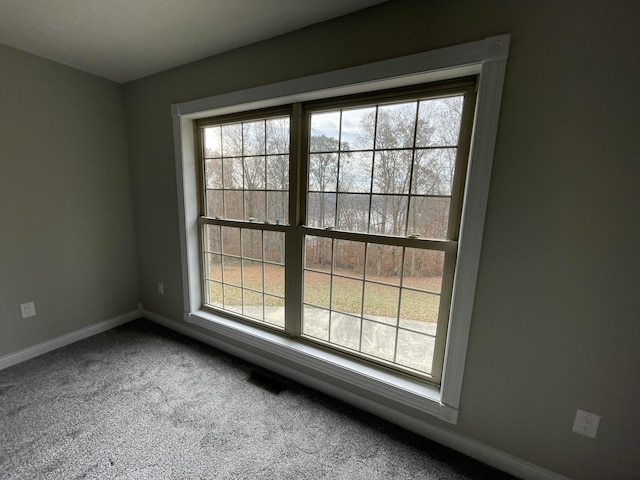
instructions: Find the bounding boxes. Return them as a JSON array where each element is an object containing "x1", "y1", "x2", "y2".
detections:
[{"x1": 0, "y1": 319, "x2": 517, "y2": 479}]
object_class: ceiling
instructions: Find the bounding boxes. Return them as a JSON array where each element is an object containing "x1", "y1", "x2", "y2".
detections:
[{"x1": 0, "y1": 0, "x2": 387, "y2": 83}]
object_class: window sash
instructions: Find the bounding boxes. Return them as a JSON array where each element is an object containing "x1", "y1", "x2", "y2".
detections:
[{"x1": 196, "y1": 106, "x2": 295, "y2": 331}]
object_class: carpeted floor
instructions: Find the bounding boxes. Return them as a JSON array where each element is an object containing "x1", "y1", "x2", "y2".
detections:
[{"x1": 0, "y1": 319, "x2": 517, "y2": 479}]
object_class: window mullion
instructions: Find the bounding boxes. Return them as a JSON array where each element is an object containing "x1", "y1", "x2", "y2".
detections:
[
  {"x1": 358, "y1": 242, "x2": 369, "y2": 352},
  {"x1": 368, "y1": 107, "x2": 379, "y2": 234},
  {"x1": 334, "y1": 110, "x2": 343, "y2": 229},
  {"x1": 392, "y1": 247, "x2": 408, "y2": 364},
  {"x1": 405, "y1": 101, "x2": 421, "y2": 236},
  {"x1": 285, "y1": 103, "x2": 304, "y2": 337}
]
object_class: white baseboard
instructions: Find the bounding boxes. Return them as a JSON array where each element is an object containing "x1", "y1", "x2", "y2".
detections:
[
  {"x1": 0, "y1": 308, "x2": 141, "y2": 371},
  {"x1": 142, "y1": 307, "x2": 571, "y2": 480}
]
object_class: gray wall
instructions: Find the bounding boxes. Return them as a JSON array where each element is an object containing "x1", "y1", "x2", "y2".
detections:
[
  {"x1": 124, "y1": 1, "x2": 640, "y2": 478},
  {"x1": 0, "y1": 44, "x2": 139, "y2": 355},
  {"x1": 2, "y1": 0, "x2": 637, "y2": 478}
]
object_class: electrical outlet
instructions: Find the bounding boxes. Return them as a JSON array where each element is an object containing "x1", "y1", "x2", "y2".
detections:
[
  {"x1": 572, "y1": 409, "x2": 600, "y2": 439},
  {"x1": 20, "y1": 302, "x2": 37, "y2": 319},
  {"x1": 157, "y1": 281, "x2": 164, "y2": 295}
]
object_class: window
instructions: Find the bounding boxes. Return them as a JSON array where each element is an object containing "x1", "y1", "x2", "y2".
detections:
[
  {"x1": 196, "y1": 80, "x2": 476, "y2": 384},
  {"x1": 173, "y1": 35, "x2": 509, "y2": 423},
  {"x1": 198, "y1": 111, "x2": 290, "y2": 329}
]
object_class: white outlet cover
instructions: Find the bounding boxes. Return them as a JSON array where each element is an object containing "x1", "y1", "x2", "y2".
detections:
[
  {"x1": 20, "y1": 301, "x2": 37, "y2": 319},
  {"x1": 573, "y1": 409, "x2": 601, "y2": 439}
]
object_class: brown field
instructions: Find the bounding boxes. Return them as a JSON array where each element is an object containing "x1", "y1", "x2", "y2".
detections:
[{"x1": 210, "y1": 263, "x2": 442, "y2": 322}]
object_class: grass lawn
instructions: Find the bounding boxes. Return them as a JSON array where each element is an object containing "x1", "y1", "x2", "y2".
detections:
[{"x1": 209, "y1": 263, "x2": 441, "y2": 322}]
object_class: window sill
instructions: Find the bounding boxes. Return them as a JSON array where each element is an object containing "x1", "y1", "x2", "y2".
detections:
[{"x1": 187, "y1": 309, "x2": 458, "y2": 424}]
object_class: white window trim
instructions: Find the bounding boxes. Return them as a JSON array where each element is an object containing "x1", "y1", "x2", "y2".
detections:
[{"x1": 171, "y1": 35, "x2": 509, "y2": 424}]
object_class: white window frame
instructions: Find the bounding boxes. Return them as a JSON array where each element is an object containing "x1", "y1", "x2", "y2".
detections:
[{"x1": 172, "y1": 35, "x2": 509, "y2": 424}]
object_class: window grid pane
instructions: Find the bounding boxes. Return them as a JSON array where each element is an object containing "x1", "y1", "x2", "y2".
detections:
[
  {"x1": 202, "y1": 116, "x2": 290, "y2": 225},
  {"x1": 202, "y1": 224, "x2": 285, "y2": 330},
  {"x1": 306, "y1": 95, "x2": 464, "y2": 241},
  {"x1": 302, "y1": 236, "x2": 443, "y2": 375}
]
